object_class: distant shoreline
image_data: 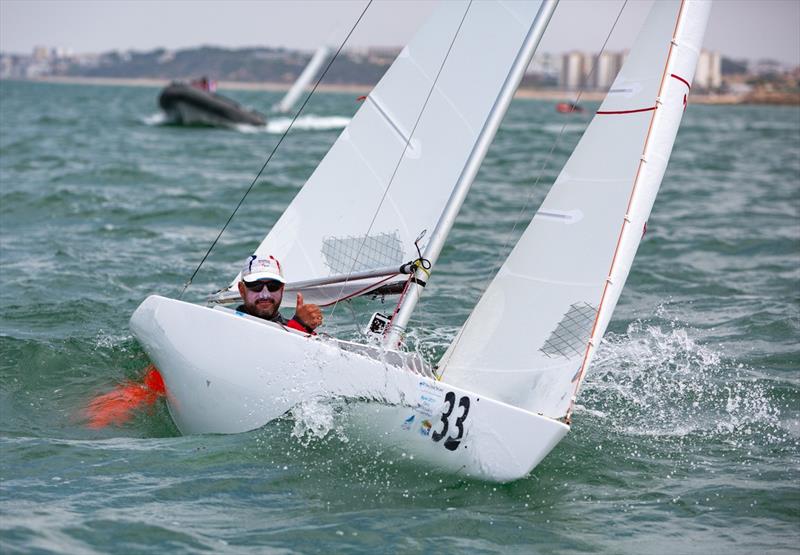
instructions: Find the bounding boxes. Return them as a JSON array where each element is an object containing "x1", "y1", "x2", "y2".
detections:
[{"x1": 6, "y1": 75, "x2": 797, "y2": 105}]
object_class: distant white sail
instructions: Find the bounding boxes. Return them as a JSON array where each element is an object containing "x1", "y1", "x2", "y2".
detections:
[
  {"x1": 234, "y1": 0, "x2": 549, "y2": 307},
  {"x1": 274, "y1": 46, "x2": 332, "y2": 114},
  {"x1": 438, "y1": 0, "x2": 712, "y2": 419}
]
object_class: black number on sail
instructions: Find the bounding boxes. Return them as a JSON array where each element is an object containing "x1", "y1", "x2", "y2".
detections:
[
  {"x1": 432, "y1": 391, "x2": 455, "y2": 442},
  {"x1": 443, "y1": 396, "x2": 470, "y2": 451}
]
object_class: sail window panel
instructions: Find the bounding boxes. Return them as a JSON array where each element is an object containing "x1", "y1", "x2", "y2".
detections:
[
  {"x1": 442, "y1": 277, "x2": 596, "y2": 417},
  {"x1": 321, "y1": 232, "x2": 405, "y2": 275}
]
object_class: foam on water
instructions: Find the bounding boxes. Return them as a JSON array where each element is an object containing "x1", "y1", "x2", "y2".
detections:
[
  {"x1": 142, "y1": 113, "x2": 349, "y2": 134},
  {"x1": 264, "y1": 115, "x2": 351, "y2": 134},
  {"x1": 581, "y1": 313, "x2": 788, "y2": 446},
  {"x1": 142, "y1": 112, "x2": 168, "y2": 126}
]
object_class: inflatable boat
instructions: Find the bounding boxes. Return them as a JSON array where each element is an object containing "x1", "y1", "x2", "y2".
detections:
[{"x1": 158, "y1": 81, "x2": 266, "y2": 127}]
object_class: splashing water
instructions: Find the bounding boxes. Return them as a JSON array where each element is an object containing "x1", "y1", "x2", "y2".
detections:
[
  {"x1": 290, "y1": 398, "x2": 347, "y2": 446},
  {"x1": 581, "y1": 319, "x2": 784, "y2": 445}
]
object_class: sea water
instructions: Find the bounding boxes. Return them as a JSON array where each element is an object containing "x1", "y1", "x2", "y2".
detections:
[{"x1": 1, "y1": 80, "x2": 798, "y2": 554}]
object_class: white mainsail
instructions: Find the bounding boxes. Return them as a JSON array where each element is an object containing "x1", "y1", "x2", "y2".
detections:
[
  {"x1": 438, "y1": 0, "x2": 712, "y2": 419},
  {"x1": 274, "y1": 46, "x2": 332, "y2": 114},
  {"x1": 233, "y1": 0, "x2": 550, "y2": 307}
]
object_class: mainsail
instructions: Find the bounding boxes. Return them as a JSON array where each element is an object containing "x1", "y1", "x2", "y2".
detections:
[
  {"x1": 229, "y1": 0, "x2": 552, "y2": 307},
  {"x1": 438, "y1": 0, "x2": 712, "y2": 419}
]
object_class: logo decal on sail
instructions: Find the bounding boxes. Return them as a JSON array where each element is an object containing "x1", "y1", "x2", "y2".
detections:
[
  {"x1": 540, "y1": 302, "x2": 597, "y2": 358},
  {"x1": 321, "y1": 231, "x2": 404, "y2": 275}
]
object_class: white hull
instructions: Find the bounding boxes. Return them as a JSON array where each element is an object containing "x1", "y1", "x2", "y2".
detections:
[{"x1": 130, "y1": 295, "x2": 569, "y2": 482}]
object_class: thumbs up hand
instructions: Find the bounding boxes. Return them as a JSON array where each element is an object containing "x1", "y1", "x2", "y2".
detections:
[{"x1": 294, "y1": 292, "x2": 323, "y2": 331}]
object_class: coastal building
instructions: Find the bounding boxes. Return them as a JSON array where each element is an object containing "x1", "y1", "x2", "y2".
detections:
[
  {"x1": 695, "y1": 49, "x2": 722, "y2": 90},
  {"x1": 593, "y1": 51, "x2": 625, "y2": 90},
  {"x1": 560, "y1": 51, "x2": 586, "y2": 90},
  {"x1": 529, "y1": 52, "x2": 560, "y2": 79}
]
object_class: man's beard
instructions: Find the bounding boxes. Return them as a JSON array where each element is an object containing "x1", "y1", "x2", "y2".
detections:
[{"x1": 251, "y1": 298, "x2": 278, "y2": 319}]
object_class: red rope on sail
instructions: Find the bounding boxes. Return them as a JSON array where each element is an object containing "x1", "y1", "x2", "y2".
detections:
[
  {"x1": 596, "y1": 106, "x2": 657, "y2": 115},
  {"x1": 670, "y1": 73, "x2": 691, "y2": 88}
]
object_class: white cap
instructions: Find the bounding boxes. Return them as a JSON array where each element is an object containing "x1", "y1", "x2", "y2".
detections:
[{"x1": 241, "y1": 254, "x2": 285, "y2": 283}]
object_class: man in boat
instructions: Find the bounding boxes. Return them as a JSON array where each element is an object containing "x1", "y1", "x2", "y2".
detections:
[
  {"x1": 82, "y1": 253, "x2": 321, "y2": 427},
  {"x1": 236, "y1": 254, "x2": 323, "y2": 334}
]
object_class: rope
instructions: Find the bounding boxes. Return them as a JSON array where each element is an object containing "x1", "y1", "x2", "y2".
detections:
[
  {"x1": 326, "y1": 0, "x2": 474, "y2": 323},
  {"x1": 178, "y1": 0, "x2": 374, "y2": 299},
  {"x1": 436, "y1": 0, "x2": 630, "y2": 381}
]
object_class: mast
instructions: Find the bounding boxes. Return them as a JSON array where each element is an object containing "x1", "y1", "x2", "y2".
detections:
[{"x1": 384, "y1": 0, "x2": 559, "y2": 347}]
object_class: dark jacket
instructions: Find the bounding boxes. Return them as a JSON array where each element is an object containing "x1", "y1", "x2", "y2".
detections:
[{"x1": 235, "y1": 305, "x2": 313, "y2": 334}]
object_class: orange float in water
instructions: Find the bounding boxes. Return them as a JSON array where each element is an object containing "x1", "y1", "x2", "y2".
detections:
[{"x1": 82, "y1": 365, "x2": 165, "y2": 429}]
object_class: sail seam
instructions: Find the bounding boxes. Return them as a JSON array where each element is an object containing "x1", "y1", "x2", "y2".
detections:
[
  {"x1": 567, "y1": 0, "x2": 687, "y2": 416},
  {"x1": 500, "y1": 272, "x2": 598, "y2": 288}
]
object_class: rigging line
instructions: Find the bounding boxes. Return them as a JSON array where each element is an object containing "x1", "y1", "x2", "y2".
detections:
[
  {"x1": 327, "y1": 0, "x2": 474, "y2": 323},
  {"x1": 178, "y1": 0, "x2": 374, "y2": 299},
  {"x1": 435, "y1": 0, "x2": 629, "y2": 381}
]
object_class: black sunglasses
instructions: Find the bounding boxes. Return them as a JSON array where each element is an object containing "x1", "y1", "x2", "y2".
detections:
[{"x1": 244, "y1": 280, "x2": 283, "y2": 293}]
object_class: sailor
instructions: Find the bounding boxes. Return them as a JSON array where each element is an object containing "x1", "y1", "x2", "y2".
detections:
[{"x1": 236, "y1": 254, "x2": 323, "y2": 334}]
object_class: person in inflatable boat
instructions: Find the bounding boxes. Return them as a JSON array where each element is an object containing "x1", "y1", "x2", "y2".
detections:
[{"x1": 236, "y1": 254, "x2": 322, "y2": 334}]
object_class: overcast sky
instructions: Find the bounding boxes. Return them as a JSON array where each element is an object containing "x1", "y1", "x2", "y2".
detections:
[{"x1": 1, "y1": 0, "x2": 798, "y2": 65}]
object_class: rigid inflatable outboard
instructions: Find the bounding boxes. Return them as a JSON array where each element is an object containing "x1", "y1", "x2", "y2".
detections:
[{"x1": 158, "y1": 81, "x2": 266, "y2": 127}]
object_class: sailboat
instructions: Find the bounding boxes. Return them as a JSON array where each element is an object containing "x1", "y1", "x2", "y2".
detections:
[
  {"x1": 130, "y1": 0, "x2": 711, "y2": 482},
  {"x1": 274, "y1": 45, "x2": 332, "y2": 114}
]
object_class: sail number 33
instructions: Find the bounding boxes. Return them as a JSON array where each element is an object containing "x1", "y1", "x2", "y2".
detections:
[{"x1": 432, "y1": 391, "x2": 470, "y2": 451}]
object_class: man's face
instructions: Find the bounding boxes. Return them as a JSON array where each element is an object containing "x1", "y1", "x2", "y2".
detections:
[{"x1": 238, "y1": 279, "x2": 284, "y2": 319}]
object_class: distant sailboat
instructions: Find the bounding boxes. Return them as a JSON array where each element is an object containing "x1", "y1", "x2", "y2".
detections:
[
  {"x1": 274, "y1": 46, "x2": 332, "y2": 114},
  {"x1": 131, "y1": 0, "x2": 711, "y2": 482}
]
